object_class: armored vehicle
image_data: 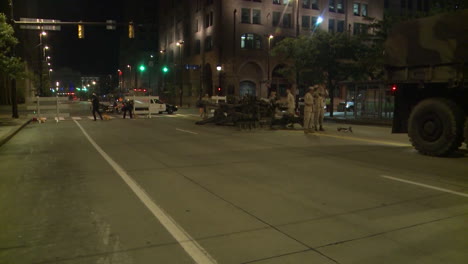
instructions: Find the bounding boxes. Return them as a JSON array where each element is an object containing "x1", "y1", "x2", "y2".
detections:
[{"x1": 385, "y1": 10, "x2": 468, "y2": 156}]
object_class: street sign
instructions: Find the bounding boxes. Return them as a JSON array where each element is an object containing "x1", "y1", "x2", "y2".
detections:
[
  {"x1": 19, "y1": 18, "x2": 61, "y2": 31},
  {"x1": 106, "y1": 20, "x2": 116, "y2": 30}
]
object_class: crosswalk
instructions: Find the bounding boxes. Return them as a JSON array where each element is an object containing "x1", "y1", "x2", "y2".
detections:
[{"x1": 47, "y1": 113, "x2": 200, "y2": 121}]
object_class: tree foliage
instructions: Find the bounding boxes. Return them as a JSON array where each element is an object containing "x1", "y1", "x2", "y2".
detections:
[{"x1": 0, "y1": 13, "x2": 25, "y2": 79}]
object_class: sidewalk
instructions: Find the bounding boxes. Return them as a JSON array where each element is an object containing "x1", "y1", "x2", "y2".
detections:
[
  {"x1": 0, "y1": 105, "x2": 31, "y2": 147},
  {"x1": 324, "y1": 111, "x2": 392, "y2": 127}
]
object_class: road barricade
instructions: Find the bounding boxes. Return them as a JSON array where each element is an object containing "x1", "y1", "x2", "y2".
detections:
[{"x1": 26, "y1": 96, "x2": 70, "y2": 122}]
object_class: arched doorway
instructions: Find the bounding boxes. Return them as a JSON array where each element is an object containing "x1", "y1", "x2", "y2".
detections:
[
  {"x1": 204, "y1": 64, "x2": 213, "y2": 96},
  {"x1": 238, "y1": 61, "x2": 262, "y2": 97},
  {"x1": 239, "y1": 81, "x2": 256, "y2": 97},
  {"x1": 271, "y1": 64, "x2": 291, "y2": 97}
]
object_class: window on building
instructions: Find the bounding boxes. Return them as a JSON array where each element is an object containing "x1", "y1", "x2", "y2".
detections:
[
  {"x1": 408, "y1": 0, "x2": 413, "y2": 10},
  {"x1": 282, "y1": 0, "x2": 290, "y2": 5},
  {"x1": 195, "y1": 40, "x2": 201, "y2": 54},
  {"x1": 329, "y1": 0, "x2": 336, "y2": 12},
  {"x1": 401, "y1": 0, "x2": 406, "y2": 8},
  {"x1": 312, "y1": 0, "x2": 319, "y2": 9},
  {"x1": 361, "y1": 4, "x2": 368, "y2": 16},
  {"x1": 302, "y1": 0, "x2": 310, "y2": 8},
  {"x1": 204, "y1": 14, "x2": 210, "y2": 27},
  {"x1": 273, "y1": 0, "x2": 280, "y2": 4},
  {"x1": 337, "y1": 20, "x2": 344, "y2": 32},
  {"x1": 273, "y1": 12, "x2": 281, "y2": 26},
  {"x1": 205, "y1": 0, "x2": 213, "y2": 5},
  {"x1": 311, "y1": 16, "x2": 318, "y2": 28},
  {"x1": 253, "y1": 9, "x2": 261, "y2": 24},
  {"x1": 353, "y1": 23, "x2": 368, "y2": 35},
  {"x1": 210, "y1": 11, "x2": 214, "y2": 26},
  {"x1": 353, "y1": 3, "x2": 361, "y2": 15},
  {"x1": 242, "y1": 8, "x2": 251, "y2": 23},
  {"x1": 384, "y1": 0, "x2": 389, "y2": 8},
  {"x1": 283, "y1": 13, "x2": 292, "y2": 28},
  {"x1": 205, "y1": 36, "x2": 213, "y2": 51},
  {"x1": 328, "y1": 19, "x2": 335, "y2": 32},
  {"x1": 302, "y1": 15, "x2": 310, "y2": 28},
  {"x1": 337, "y1": 0, "x2": 344, "y2": 13},
  {"x1": 240, "y1": 33, "x2": 262, "y2": 49}
]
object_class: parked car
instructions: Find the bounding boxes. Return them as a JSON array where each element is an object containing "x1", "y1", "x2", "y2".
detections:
[{"x1": 133, "y1": 98, "x2": 178, "y2": 114}]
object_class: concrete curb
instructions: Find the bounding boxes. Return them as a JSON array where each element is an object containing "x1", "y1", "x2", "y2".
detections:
[{"x1": 0, "y1": 119, "x2": 32, "y2": 148}]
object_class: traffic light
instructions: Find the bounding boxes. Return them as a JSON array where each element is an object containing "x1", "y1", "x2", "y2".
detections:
[
  {"x1": 128, "y1": 22, "x2": 135, "y2": 39},
  {"x1": 162, "y1": 66, "x2": 169, "y2": 73},
  {"x1": 78, "y1": 24, "x2": 84, "y2": 39},
  {"x1": 217, "y1": 87, "x2": 222, "y2": 95},
  {"x1": 139, "y1": 65, "x2": 146, "y2": 72}
]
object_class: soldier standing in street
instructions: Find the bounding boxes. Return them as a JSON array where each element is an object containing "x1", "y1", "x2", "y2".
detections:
[
  {"x1": 91, "y1": 93, "x2": 103, "y2": 121},
  {"x1": 303, "y1": 87, "x2": 315, "y2": 134},
  {"x1": 286, "y1": 88, "x2": 295, "y2": 116},
  {"x1": 314, "y1": 84, "x2": 328, "y2": 131},
  {"x1": 122, "y1": 99, "x2": 133, "y2": 119}
]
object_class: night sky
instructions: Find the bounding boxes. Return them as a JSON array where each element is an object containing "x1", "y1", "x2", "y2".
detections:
[{"x1": 13, "y1": 0, "x2": 126, "y2": 75}]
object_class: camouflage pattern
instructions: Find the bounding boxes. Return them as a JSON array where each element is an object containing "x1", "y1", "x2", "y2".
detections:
[{"x1": 385, "y1": 9, "x2": 468, "y2": 68}]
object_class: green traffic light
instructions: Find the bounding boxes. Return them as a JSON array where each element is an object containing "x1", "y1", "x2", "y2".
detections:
[
  {"x1": 139, "y1": 65, "x2": 146, "y2": 72},
  {"x1": 162, "y1": 66, "x2": 169, "y2": 73}
]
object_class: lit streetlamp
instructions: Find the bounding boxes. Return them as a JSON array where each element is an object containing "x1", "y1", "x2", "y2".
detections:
[
  {"x1": 267, "y1": 34, "x2": 274, "y2": 93},
  {"x1": 177, "y1": 41, "x2": 184, "y2": 106}
]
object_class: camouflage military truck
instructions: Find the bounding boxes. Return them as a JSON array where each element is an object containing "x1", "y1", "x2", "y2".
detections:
[{"x1": 385, "y1": 9, "x2": 468, "y2": 156}]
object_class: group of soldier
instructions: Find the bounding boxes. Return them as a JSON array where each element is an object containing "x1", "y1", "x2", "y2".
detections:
[
  {"x1": 270, "y1": 84, "x2": 328, "y2": 133},
  {"x1": 303, "y1": 84, "x2": 328, "y2": 133}
]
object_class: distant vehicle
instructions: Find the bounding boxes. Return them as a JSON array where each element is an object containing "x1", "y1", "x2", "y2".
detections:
[
  {"x1": 133, "y1": 97, "x2": 178, "y2": 114},
  {"x1": 338, "y1": 101, "x2": 354, "y2": 112},
  {"x1": 385, "y1": 10, "x2": 468, "y2": 156}
]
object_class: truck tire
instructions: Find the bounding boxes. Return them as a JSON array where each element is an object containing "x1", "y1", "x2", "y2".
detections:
[{"x1": 408, "y1": 98, "x2": 464, "y2": 156}]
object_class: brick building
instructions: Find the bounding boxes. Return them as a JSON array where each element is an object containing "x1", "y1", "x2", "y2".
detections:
[{"x1": 157, "y1": 0, "x2": 384, "y2": 105}]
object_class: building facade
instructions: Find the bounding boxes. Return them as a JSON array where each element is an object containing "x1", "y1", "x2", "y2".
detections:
[{"x1": 157, "y1": 0, "x2": 384, "y2": 105}]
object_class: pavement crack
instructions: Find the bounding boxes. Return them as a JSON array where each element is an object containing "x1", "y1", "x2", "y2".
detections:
[{"x1": 315, "y1": 212, "x2": 468, "y2": 249}]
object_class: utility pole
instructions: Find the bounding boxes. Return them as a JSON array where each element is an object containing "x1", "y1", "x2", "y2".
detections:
[{"x1": 8, "y1": 0, "x2": 19, "y2": 118}]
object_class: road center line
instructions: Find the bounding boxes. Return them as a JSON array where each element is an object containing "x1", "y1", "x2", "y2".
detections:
[
  {"x1": 74, "y1": 120, "x2": 217, "y2": 264},
  {"x1": 381, "y1": 175, "x2": 468, "y2": 198},
  {"x1": 315, "y1": 133, "x2": 411, "y2": 147},
  {"x1": 176, "y1": 128, "x2": 198, "y2": 135}
]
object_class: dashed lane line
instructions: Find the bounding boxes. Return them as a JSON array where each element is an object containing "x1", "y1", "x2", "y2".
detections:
[
  {"x1": 176, "y1": 128, "x2": 199, "y2": 135},
  {"x1": 73, "y1": 120, "x2": 217, "y2": 264},
  {"x1": 381, "y1": 175, "x2": 468, "y2": 198}
]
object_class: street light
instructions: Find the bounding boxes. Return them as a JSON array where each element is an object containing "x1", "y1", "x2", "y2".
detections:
[
  {"x1": 38, "y1": 31, "x2": 48, "y2": 96},
  {"x1": 177, "y1": 41, "x2": 184, "y2": 106},
  {"x1": 216, "y1": 65, "x2": 222, "y2": 95},
  {"x1": 127, "y1": 64, "x2": 133, "y2": 91},
  {"x1": 266, "y1": 34, "x2": 274, "y2": 98}
]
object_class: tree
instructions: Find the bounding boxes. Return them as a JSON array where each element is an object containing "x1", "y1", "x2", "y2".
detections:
[
  {"x1": 272, "y1": 31, "x2": 363, "y2": 117},
  {"x1": 0, "y1": 12, "x2": 25, "y2": 108}
]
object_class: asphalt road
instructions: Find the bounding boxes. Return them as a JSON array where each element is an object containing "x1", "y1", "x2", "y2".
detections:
[{"x1": 1, "y1": 106, "x2": 467, "y2": 264}]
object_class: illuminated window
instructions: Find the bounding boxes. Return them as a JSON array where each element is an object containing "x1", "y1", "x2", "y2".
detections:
[{"x1": 240, "y1": 33, "x2": 262, "y2": 49}]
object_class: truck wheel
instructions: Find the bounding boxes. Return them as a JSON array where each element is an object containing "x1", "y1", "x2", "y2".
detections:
[{"x1": 408, "y1": 98, "x2": 464, "y2": 156}]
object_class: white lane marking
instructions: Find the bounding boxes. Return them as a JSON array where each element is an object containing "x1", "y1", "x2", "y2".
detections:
[
  {"x1": 381, "y1": 175, "x2": 468, "y2": 198},
  {"x1": 74, "y1": 120, "x2": 217, "y2": 264},
  {"x1": 176, "y1": 128, "x2": 198, "y2": 135}
]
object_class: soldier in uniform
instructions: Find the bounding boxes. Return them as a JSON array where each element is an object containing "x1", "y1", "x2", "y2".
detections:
[
  {"x1": 303, "y1": 86, "x2": 315, "y2": 134},
  {"x1": 314, "y1": 84, "x2": 328, "y2": 131}
]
